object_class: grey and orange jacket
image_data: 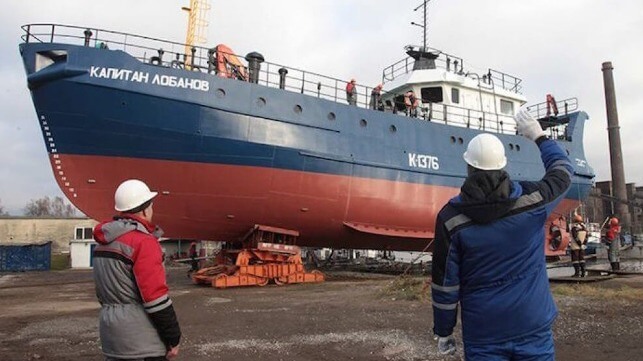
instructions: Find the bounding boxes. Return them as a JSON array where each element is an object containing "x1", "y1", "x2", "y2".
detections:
[
  {"x1": 431, "y1": 137, "x2": 573, "y2": 345},
  {"x1": 93, "y1": 214, "x2": 181, "y2": 359}
]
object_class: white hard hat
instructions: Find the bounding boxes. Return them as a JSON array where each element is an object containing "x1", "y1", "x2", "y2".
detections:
[
  {"x1": 114, "y1": 179, "x2": 158, "y2": 212},
  {"x1": 463, "y1": 133, "x2": 507, "y2": 170}
]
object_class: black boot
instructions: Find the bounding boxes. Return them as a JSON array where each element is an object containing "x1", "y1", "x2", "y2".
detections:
[
  {"x1": 615, "y1": 262, "x2": 620, "y2": 271},
  {"x1": 611, "y1": 262, "x2": 618, "y2": 271},
  {"x1": 572, "y1": 264, "x2": 580, "y2": 278},
  {"x1": 580, "y1": 263, "x2": 586, "y2": 277}
]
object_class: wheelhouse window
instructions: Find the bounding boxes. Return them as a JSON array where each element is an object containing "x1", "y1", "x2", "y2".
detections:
[
  {"x1": 421, "y1": 86, "x2": 443, "y2": 103},
  {"x1": 451, "y1": 88, "x2": 460, "y2": 104},
  {"x1": 500, "y1": 99, "x2": 514, "y2": 115}
]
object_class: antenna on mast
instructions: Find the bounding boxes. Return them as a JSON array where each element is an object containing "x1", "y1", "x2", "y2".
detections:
[{"x1": 410, "y1": 0, "x2": 431, "y2": 50}]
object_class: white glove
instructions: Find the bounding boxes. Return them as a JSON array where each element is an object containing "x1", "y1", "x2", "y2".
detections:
[
  {"x1": 514, "y1": 107, "x2": 545, "y2": 141},
  {"x1": 437, "y1": 335, "x2": 456, "y2": 355}
]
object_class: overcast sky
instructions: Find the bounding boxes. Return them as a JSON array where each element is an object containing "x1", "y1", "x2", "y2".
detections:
[{"x1": 1, "y1": 0, "x2": 642, "y2": 215}]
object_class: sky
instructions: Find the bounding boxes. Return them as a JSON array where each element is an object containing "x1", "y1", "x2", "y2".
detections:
[{"x1": 1, "y1": 0, "x2": 642, "y2": 215}]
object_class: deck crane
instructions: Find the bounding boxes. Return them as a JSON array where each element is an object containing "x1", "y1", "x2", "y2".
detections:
[{"x1": 181, "y1": 0, "x2": 211, "y2": 69}]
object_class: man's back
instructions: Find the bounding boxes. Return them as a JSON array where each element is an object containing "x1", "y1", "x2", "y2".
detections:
[
  {"x1": 432, "y1": 136, "x2": 573, "y2": 346},
  {"x1": 93, "y1": 215, "x2": 180, "y2": 359},
  {"x1": 439, "y1": 183, "x2": 556, "y2": 344}
]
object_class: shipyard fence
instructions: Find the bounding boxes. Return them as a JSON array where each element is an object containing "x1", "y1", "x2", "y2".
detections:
[
  {"x1": 0, "y1": 242, "x2": 52, "y2": 272},
  {"x1": 22, "y1": 24, "x2": 576, "y2": 138}
]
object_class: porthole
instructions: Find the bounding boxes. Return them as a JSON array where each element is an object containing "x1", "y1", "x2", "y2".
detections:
[
  {"x1": 450, "y1": 136, "x2": 456, "y2": 143},
  {"x1": 389, "y1": 125, "x2": 397, "y2": 133},
  {"x1": 215, "y1": 88, "x2": 226, "y2": 98},
  {"x1": 327, "y1": 112, "x2": 336, "y2": 121},
  {"x1": 293, "y1": 104, "x2": 303, "y2": 114},
  {"x1": 256, "y1": 97, "x2": 266, "y2": 107},
  {"x1": 509, "y1": 143, "x2": 514, "y2": 150},
  {"x1": 516, "y1": 144, "x2": 521, "y2": 151},
  {"x1": 360, "y1": 119, "x2": 367, "y2": 127},
  {"x1": 458, "y1": 137, "x2": 464, "y2": 144}
]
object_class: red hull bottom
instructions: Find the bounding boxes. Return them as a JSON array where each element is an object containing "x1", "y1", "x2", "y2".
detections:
[{"x1": 52, "y1": 154, "x2": 580, "y2": 252}]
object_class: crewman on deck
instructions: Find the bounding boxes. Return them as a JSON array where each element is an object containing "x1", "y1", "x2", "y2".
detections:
[
  {"x1": 606, "y1": 216, "x2": 621, "y2": 271},
  {"x1": 404, "y1": 90, "x2": 419, "y2": 117},
  {"x1": 570, "y1": 214, "x2": 588, "y2": 277},
  {"x1": 431, "y1": 108, "x2": 572, "y2": 360},
  {"x1": 369, "y1": 84, "x2": 384, "y2": 111},
  {"x1": 346, "y1": 78, "x2": 357, "y2": 106},
  {"x1": 93, "y1": 179, "x2": 181, "y2": 360}
]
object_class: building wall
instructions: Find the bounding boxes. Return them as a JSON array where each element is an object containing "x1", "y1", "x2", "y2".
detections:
[
  {"x1": 70, "y1": 240, "x2": 94, "y2": 268},
  {"x1": 0, "y1": 218, "x2": 97, "y2": 253}
]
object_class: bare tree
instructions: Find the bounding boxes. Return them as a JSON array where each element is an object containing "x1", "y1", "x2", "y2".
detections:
[
  {"x1": 24, "y1": 196, "x2": 77, "y2": 217},
  {"x1": 0, "y1": 199, "x2": 8, "y2": 216}
]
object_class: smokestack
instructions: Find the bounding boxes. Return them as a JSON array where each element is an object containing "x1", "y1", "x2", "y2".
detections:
[{"x1": 601, "y1": 61, "x2": 631, "y2": 231}]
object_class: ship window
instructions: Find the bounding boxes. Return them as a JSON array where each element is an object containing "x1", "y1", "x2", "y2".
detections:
[
  {"x1": 421, "y1": 87, "x2": 443, "y2": 103},
  {"x1": 451, "y1": 88, "x2": 460, "y2": 104},
  {"x1": 500, "y1": 99, "x2": 514, "y2": 115}
]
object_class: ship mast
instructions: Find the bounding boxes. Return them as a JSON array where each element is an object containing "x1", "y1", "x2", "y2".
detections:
[{"x1": 411, "y1": 0, "x2": 431, "y2": 50}]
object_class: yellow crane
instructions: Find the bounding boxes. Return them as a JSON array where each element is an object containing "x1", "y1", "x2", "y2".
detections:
[{"x1": 182, "y1": 0, "x2": 211, "y2": 69}]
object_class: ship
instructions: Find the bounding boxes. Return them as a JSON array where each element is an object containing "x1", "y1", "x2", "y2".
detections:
[{"x1": 18, "y1": 16, "x2": 594, "y2": 255}]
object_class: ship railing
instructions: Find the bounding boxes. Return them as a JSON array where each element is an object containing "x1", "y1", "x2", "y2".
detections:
[
  {"x1": 401, "y1": 101, "x2": 519, "y2": 135},
  {"x1": 382, "y1": 47, "x2": 463, "y2": 82},
  {"x1": 21, "y1": 24, "x2": 569, "y2": 139},
  {"x1": 526, "y1": 97, "x2": 578, "y2": 119},
  {"x1": 382, "y1": 53, "x2": 522, "y2": 94},
  {"x1": 20, "y1": 23, "x2": 383, "y2": 108},
  {"x1": 526, "y1": 97, "x2": 579, "y2": 141},
  {"x1": 487, "y1": 69, "x2": 522, "y2": 94}
]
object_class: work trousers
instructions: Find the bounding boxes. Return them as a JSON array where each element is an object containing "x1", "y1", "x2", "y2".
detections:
[
  {"x1": 464, "y1": 328, "x2": 554, "y2": 361},
  {"x1": 608, "y1": 241, "x2": 620, "y2": 263},
  {"x1": 571, "y1": 249, "x2": 585, "y2": 263}
]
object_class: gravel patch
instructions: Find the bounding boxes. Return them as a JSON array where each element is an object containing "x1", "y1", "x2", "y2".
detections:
[{"x1": 199, "y1": 330, "x2": 462, "y2": 361}]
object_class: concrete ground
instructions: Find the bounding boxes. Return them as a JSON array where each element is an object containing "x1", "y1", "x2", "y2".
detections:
[{"x1": 1, "y1": 267, "x2": 642, "y2": 361}]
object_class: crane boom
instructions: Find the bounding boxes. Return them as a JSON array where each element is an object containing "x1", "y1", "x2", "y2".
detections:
[{"x1": 182, "y1": 0, "x2": 211, "y2": 69}]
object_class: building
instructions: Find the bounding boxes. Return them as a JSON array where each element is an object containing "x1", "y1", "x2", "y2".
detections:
[
  {"x1": 0, "y1": 217, "x2": 97, "y2": 253},
  {"x1": 584, "y1": 181, "x2": 642, "y2": 234}
]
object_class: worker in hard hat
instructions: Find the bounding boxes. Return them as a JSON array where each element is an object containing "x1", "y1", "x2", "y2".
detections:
[
  {"x1": 92, "y1": 179, "x2": 181, "y2": 360},
  {"x1": 431, "y1": 107, "x2": 572, "y2": 359},
  {"x1": 570, "y1": 214, "x2": 588, "y2": 277},
  {"x1": 605, "y1": 216, "x2": 621, "y2": 271}
]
